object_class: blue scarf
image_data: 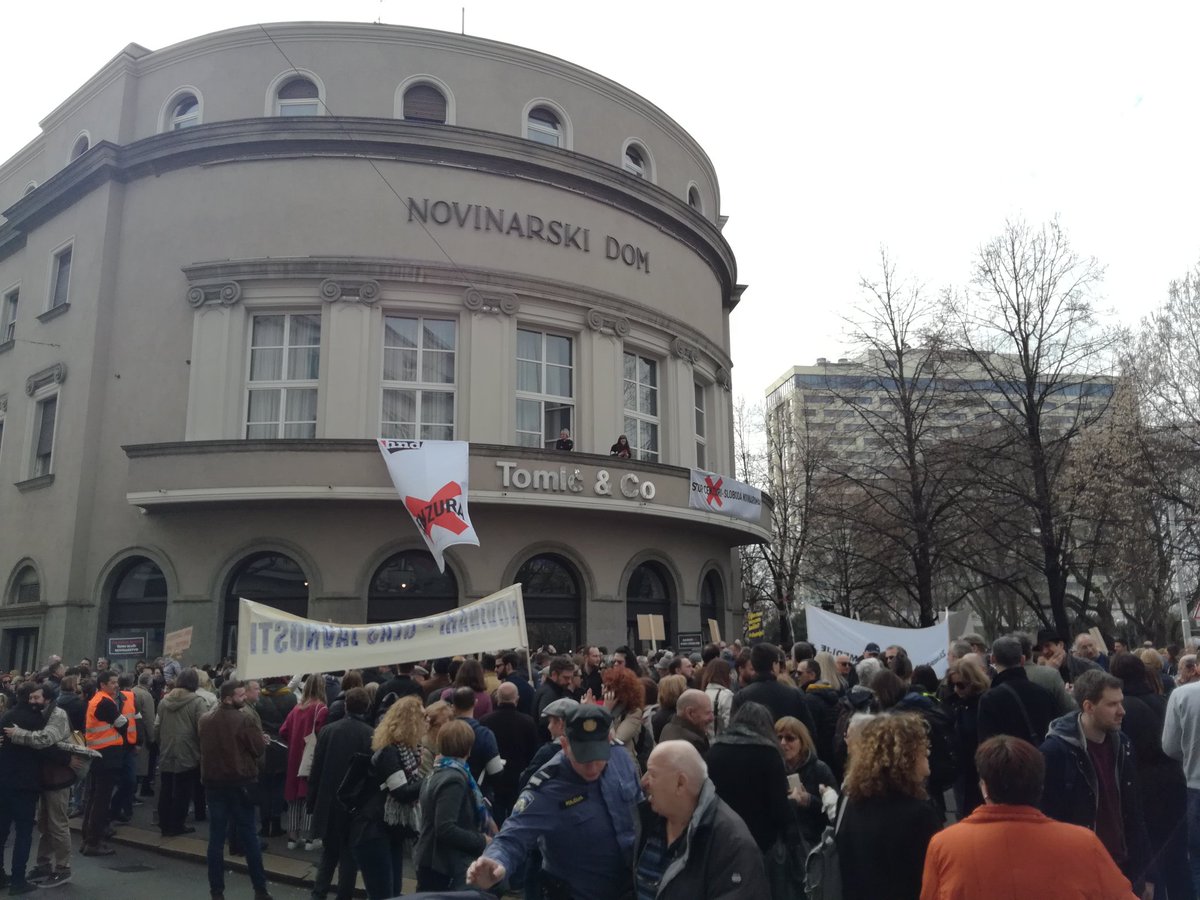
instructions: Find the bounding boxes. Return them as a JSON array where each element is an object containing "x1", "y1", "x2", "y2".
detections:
[{"x1": 436, "y1": 756, "x2": 488, "y2": 831}]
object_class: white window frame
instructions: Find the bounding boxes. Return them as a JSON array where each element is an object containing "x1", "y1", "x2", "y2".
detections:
[
  {"x1": 686, "y1": 182, "x2": 704, "y2": 214},
  {"x1": 694, "y1": 381, "x2": 707, "y2": 469},
  {"x1": 395, "y1": 75, "x2": 457, "y2": 124},
  {"x1": 244, "y1": 312, "x2": 321, "y2": 439},
  {"x1": 28, "y1": 388, "x2": 59, "y2": 479},
  {"x1": 623, "y1": 350, "x2": 661, "y2": 462},
  {"x1": 516, "y1": 328, "x2": 575, "y2": 449},
  {"x1": 620, "y1": 138, "x2": 655, "y2": 182},
  {"x1": 47, "y1": 242, "x2": 72, "y2": 311},
  {"x1": 160, "y1": 87, "x2": 203, "y2": 132},
  {"x1": 521, "y1": 99, "x2": 572, "y2": 150},
  {"x1": 265, "y1": 69, "x2": 326, "y2": 118},
  {"x1": 380, "y1": 314, "x2": 458, "y2": 441},
  {"x1": 2, "y1": 285, "x2": 17, "y2": 343},
  {"x1": 68, "y1": 131, "x2": 91, "y2": 163}
]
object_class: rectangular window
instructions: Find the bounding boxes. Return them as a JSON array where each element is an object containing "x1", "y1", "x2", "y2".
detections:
[
  {"x1": 245, "y1": 313, "x2": 320, "y2": 439},
  {"x1": 623, "y1": 351, "x2": 659, "y2": 462},
  {"x1": 381, "y1": 315, "x2": 456, "y2": 440},
  {"x1": 694, "y1": 382, "x2": 707, "y2": 469},
  {"x1": 32, "y1": 395, "x2": 57, "y2": 477},
  {"x1": 2, "y1": 288, "x2": 16, "y2": 342},
  {"x1": 516, "y1": 328, "x2": 574, "y2": 448},
  {"x1": 50, "y1": 247, "x2": 71, "y2": 309}
]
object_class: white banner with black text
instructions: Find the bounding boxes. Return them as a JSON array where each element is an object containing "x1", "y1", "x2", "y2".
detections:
[
  {"x1": 688, "y1": 469, "x2": 763, "y2": 522},
  {"x1": 804, "y1": 606, "x2": 951, "y2": 677}
]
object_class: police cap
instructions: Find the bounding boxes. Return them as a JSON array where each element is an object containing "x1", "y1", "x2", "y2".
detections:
[{"x1": 564, "y1": 705, "x2": 612, "y2": 763}]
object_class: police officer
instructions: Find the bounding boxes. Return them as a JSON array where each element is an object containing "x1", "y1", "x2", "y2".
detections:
[{"x1": 467, "y1": 705, "x2": 641, "y2": 900}]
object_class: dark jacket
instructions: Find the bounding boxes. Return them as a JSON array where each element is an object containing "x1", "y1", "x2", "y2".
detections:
[
  {"x1": 635, "y1": 779, "x2": 770, "y2": 899},
  {"x1": 503, "y1": 672, "x2": 536, "y2": 718},
  {"x1": 730, "y1": 674, "x2": 817, "y2": 738},
  {"x1": 519, "y1": 741, "x2": 560, "y2": 790},
  {"x1": 57, "y1": 690, "x2": 85, "y2": 733},
  {"x1": 0, "y1": 703, "x2": 46, "y2": 792},
  {"x1": 978, "y1": 666, "x2": 1057, "y2": 745},
  {"x1": 786, "y1": 749, "x2": 836, "y2": 845},
  {"x1": 198, "y1": 704, "x2": 265, "y2": 787},
  {"x1": 659, "y1": 718, "x2": 710, "y2": 756},
  {"x1": 414, "y1": 764, "x2": 488, "y2": 886},
  {"x1": 424, "y1": 674, "x2": 452, "y2": 705},
  {"x1": 836, "y1": 794, "x2": 941, "y2": 900},
  {"x1": 706, "y1": 730, "x2": 794, "y2": 852},
  {"x1": 802, "y1": 682, "x2": 841, "y2": 766},
  {"x1": 306, "y1": 712, "x2": 374, "y2": 838},
  {"x1": 255, "y1": 683, "x2": 297, "y2": 738},
  {"x1": 949, "y1": 691, "x2": 984, "y2": 816},
  {"x1": 532, "y1": 679, "x2": 569, "y2": 742},
  {"x1": 370, "y1": 673, "x2": 425, "y2": 723},
  {"x1": 1058, "y1": 654, "x2": 1101, "y2": 684},
  {"x1": 479, "y1": 704, "x2": 539, "y2": 809},
  {"x1": 1117, "y1": 679, "x2": 1187, "y2": 847},
  {"x1": 1040, "y1": 713, "x2": 1153, "y2": 889}
]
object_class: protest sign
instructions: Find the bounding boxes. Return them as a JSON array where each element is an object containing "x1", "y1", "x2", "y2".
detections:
[
  {"x1": 236, "y1": 584, "x2": 527, "y2": 679},
  {"x1": 689, "y1": 469, "x2": 763, "y2": 522},
  {"x1": 163, "y1": 626, "x2": 193, "y2": 656},
  {"x1": 707, "y1": 618, "x2": 722, "y2": 644},
  {"x1": 377, "y1": 439, "x2": 479, "y2": 572},
  {"x1": 805, "y1": 606, "x2": 951, "y2": 677}
]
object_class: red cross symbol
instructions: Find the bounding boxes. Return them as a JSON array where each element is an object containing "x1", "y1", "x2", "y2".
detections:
[
  {"x1": 405, "y1": 482, "x2": 469, "y2": 536},
  {"x1": 704, "y1": 475, "x2": 724, "y2": 507}
]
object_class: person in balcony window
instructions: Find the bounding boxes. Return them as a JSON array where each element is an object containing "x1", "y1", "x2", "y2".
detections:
[
  {"x1": 610, "y1": 434, "x2": 632, "y2": 458},
  {"x1": 554, "y1": 429, "x2": 574, "y2": 452}
]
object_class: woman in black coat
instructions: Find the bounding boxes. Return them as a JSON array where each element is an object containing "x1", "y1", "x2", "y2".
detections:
[
  {"x1": 945, "y1": 657, "x2": 989, "y2": 818},
  {"x1": 1110, "y1": 652, "x2": 1191, "y2": 900},
  {"x1": 776, "y1": 715, "x2": 836, "y2": 846},
  {"x1": 706, "y1": 702, "x2": 796, "y2": 899},
  {"x1": 836, "y1": 713, "x2": 941, "y2": 900}
]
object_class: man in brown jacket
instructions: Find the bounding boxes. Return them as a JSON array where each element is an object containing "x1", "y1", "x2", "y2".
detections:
[{"x1": 198, "y1": 680, "x2": 272, "y2": 900}]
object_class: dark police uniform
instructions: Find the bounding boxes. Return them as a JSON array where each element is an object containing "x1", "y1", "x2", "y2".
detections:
[{"x1": 481, "y1": 706, "x2": 641, "y2": 900}]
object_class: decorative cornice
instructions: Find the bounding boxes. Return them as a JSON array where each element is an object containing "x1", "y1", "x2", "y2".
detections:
[
  {"x1": 672, "y1": 338, "x2": 699, "y2": 364},
  {"x1": 186, "y1": 280, "x2": 241, "y2": 308},
  {"x1": 715, "y1": 367, "x2": 732, "y2": 391},
  {"x1": 25, "y1": 362, "x2": 67, "y2": 396},
  {"x1": 587, "y1": 307, "x2": 630, "y2": 337},
  {"x1": 463, "y1": 287, "x2": 519, "y2": 316},
  {"x1": 321, "y1": 277, "x2": 380, "y2": 304}
]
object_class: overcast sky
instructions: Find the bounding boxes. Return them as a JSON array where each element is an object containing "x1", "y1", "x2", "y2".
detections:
[{"x1": 5, "y1": 1, "x2": 1200, "y2": 408}]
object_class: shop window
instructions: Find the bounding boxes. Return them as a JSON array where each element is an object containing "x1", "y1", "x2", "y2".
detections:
[
  {"x1": 368, "y1": 550, "x2": 458, "y2": 622},
  {"x1": 107, "y1": 557, "x2": 168, "y2": 637},
  {"x1": 516, "y1": 554, "x2": 582, "y2": 651},
  {"x1": 626, "y1": 560, "x2": 674, "y2": 650}
]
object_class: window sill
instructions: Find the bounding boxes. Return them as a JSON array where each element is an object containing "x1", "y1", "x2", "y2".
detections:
[
  {"x1": 37, "y1": 303, "x2": 70, "y2": 323},
  {"x1": 0, "y1": 338, "x2": 12, "y2": 354},
  {"x1": 15, "y1": 474, "x2": 54, "y2": 492}
]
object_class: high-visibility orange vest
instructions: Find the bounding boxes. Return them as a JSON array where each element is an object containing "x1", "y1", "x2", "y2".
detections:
[
  {"x1": 85, "y1": 691, "x2": 123, "y2": 751},
  {"x1": 119, "y1": 691, "x2": 138, "y2": 747}
]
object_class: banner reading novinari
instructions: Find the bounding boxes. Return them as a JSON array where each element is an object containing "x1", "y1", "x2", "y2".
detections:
[
  {"x1": 236, "y1": 585, "x2": 528, "y2": 680},
  {"x1": 805, "y1": 606, "x2": 951, "y2": 677},
  {"x1": 377, "y1": 438, "x2": 479, "y2": 573}
]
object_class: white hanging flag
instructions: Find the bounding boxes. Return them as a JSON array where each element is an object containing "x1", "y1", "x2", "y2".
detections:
[{"x1": 377, "y1": 439, "x2": 479, "y2": 571}]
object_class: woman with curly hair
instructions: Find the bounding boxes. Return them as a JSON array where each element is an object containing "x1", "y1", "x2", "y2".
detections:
[
  {"x1": 836, "y1": 714, "x2": 941, "y2": 900},
  {"x1": 351, "y1": 695, "x2": 427, "y2": 899},
  {"x1": 420, "y1": 701, "x2": 454, "y2": 776},
  {"x1": 602, "y1": 666, "x2": 647, "y2": 768}
]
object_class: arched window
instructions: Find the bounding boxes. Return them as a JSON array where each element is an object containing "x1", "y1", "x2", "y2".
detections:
[
  {"x1": 10, "y1": 565, "x2": 40, "y2": 605},
  {"x1": 623, "y1": 143, "x2": 647, "y2": 178},
  {"x1": 526, "y1": 106, "x2": 562, "y2": 148},
  {"x1": 275, "y1": 77, "x2": 320, "y2": 116},
  {"x1": 626, "y1": 561, "x2": 673, "y2": 650},
  {"x1": 516, "y1": 554, "x2": 582, "y2": 651},
  {"x1": 699, "y1": 570, "x2": 723, "y2": 640},
  {"x1": 222, "y1": 552, "x2": 310, "y2": 658},
  {"x1": 69, "y1": 135, "x2": 90, "y2": 162},
  {"x1": 22, "y1": 182, "x2": 37, "y2": 196},
  {"x1": 108, "y1": 557, "x2": 168, "y2": 658},
  {"x1": 687, "y1": 185, "x2": 703, "y2": 212},
  {"x1": 169, "y1": 94, "x2": 200, "y2": 130},
  {"x1": 368, "y1": 550, "x2": 458, "y2": 622},
  {"x1": 403, "y1": 84, "x2": 447, "y2": 124}
]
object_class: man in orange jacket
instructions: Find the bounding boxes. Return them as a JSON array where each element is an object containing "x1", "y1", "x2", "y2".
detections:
[{"x1": 81, "y1": 671, "x2": 132, "y2": 856}]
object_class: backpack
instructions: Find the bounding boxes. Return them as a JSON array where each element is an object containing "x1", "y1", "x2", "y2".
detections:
[
  {"x1": 336, "y1": 752, "x2": 378, "y2": 816},
  {"x1": 805, "y1": 796, "x2": 845, "y2": 900}
]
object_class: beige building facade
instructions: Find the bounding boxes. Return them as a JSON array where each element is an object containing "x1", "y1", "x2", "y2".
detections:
[{"x1": 0, "y1": 23, "x2": 764, "y2": 670}]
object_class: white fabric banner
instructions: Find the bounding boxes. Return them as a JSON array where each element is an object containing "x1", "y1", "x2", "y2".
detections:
[
  {"x1": 377, "y1": 439, "x2": 479, "y2": 572},
  {"x1": 804, "y1": 606, "x2": 951, "y2": 677},
  {"x1": 236, "y1": 585, "x2": 528, "y2": 679},
  {"x1": 688, "y1": 469, "x2": 763, "y2": 522}
]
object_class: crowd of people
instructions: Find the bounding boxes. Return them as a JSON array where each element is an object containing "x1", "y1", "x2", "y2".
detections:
[{"x1": 0, "y1": 630, "x2": 1199, "y2": 899}]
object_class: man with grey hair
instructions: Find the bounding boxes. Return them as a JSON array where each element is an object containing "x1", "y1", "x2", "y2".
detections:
[
  {"x1": 978, "y1": 635, "x2": 1056, "y2": 745},
  {"x1": 854, "y1": 656, "x2": 883, "y2": 688},
  {"x1": 636, "y1": 741, "x2": 768, "y2": 898},
  {"x1": 948, "y1": 639, "x2": 973, "y2": 665},
  {"x1": 660, "y1": 689, "x2": 713, "y2": 756},
  {"x1": 1176, "y1": 654, "x2": 1199, "y2": 687}
]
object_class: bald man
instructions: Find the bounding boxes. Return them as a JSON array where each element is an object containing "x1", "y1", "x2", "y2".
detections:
[
  {"x1": 481, "y1": 680, "x2": 539, "y2": 823},
  {"x1": 637, "y1": 741, "x2": 768, "y2": 898},
  {"x1": 659, "y1": 689, "x2": 713, "y2": 756}
]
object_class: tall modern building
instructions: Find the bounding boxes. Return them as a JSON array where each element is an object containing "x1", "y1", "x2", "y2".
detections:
[{"x1": 0, "y1": 22, "x2": 766, "y2": 671}]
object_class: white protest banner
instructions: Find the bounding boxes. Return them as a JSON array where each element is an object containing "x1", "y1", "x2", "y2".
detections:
[
  {"x1": 689, "y1": 469, "x2": 763, "y2": 522},
  {"x1": 805, "y1": 606, "x2": 951, "y2": 677},
  {"x1": 236, "y1": 584, "x2": 527, "y2": 679},
  {"x1": 377, "y1": 439, "x2": 479, "y2": 572}
]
